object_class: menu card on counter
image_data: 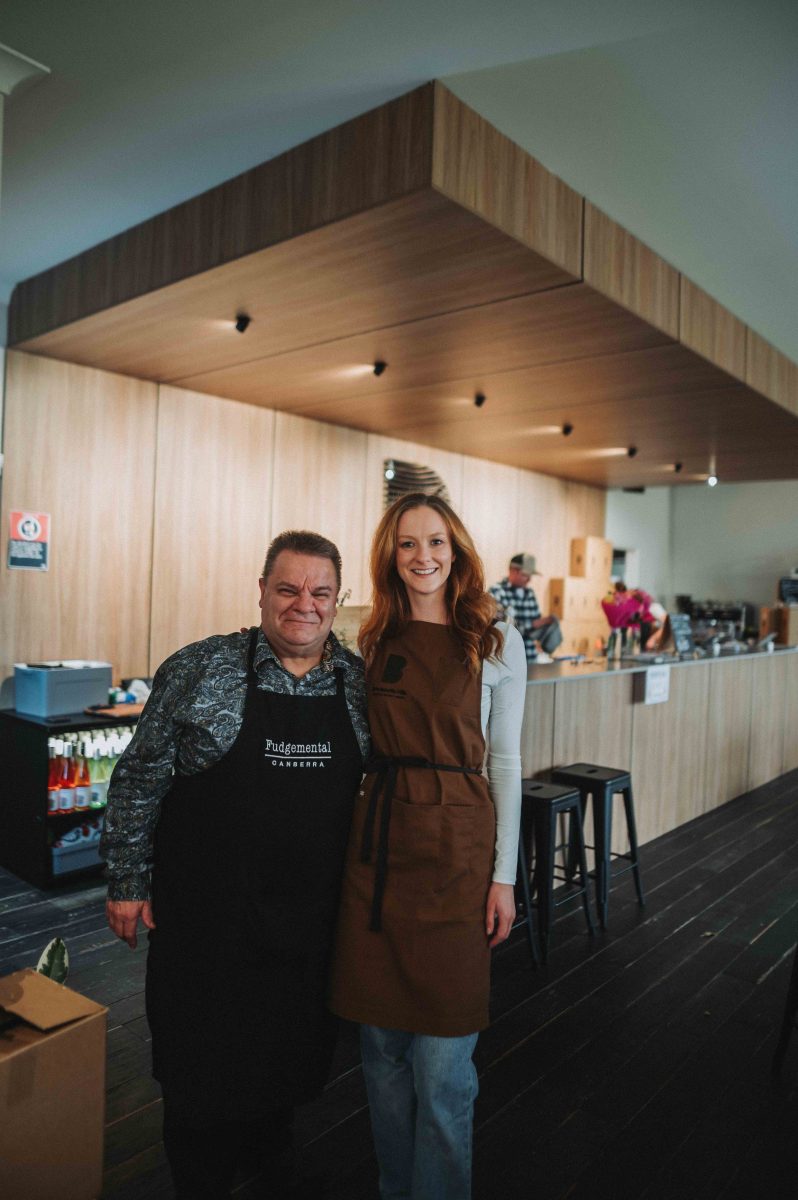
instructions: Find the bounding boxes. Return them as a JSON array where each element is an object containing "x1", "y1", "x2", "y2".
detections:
[{"x1": 667, "y1": 612, "x2": 694, "y2": 655}]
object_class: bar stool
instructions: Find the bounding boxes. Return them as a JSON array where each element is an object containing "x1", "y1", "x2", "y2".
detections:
[
  {"x1": 552, "y1": 762, "x2": 645, "y2": 929},
  {"x1": 515, "y1": 779, "x2": 595, "y2": 963}
]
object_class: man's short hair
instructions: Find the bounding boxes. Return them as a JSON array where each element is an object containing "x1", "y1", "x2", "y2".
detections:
[{"x1": 261, "y1": 530, "x2": 342, "y2": 589}]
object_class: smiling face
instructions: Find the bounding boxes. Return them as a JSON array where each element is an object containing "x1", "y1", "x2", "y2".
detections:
[
  {"x1": 258, "y1": 550, "x2": 338, "y2": 667},
  {"x1": 395, "y1": 505, "x2": 455, "y2": 619}
]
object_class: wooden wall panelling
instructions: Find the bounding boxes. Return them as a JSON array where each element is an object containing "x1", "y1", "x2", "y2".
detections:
[
  {"x1": 516, "y1": 470, "x2": 568, "y2": 614},
  {"x1": 679, "y1": 277, "x2": 747, "y2": 383},
  {"x1": 431, "y1": 82, "x2": 583, "y2": 279},
  {"x1": 459, "y1": 455, "x2": 520, "y2": 588},
  {"x1": 0, "y1": 352, "x2": 157, "y2": 691},
  {"x1": 748, "y1": 653, "x2": 789, "y2": 788},
  {"x1": 148, "y1": 387, "x2": 276, "y2": 672},
  {"x1": 630, "y1": 663, "x2": 711, "y2": 847},
  {"x1": 703, "y1": 659, "x2": 754, "y2": 809},
  {"x1": 270, "y1": 413, "x2": 369, "y2": 605},
  {"x1": 783, "y1": 652, "x2": 798, "y2": 774},
  {"x1": 9, "y1": 85, "x2": 436, "y2": 346},
  {"x1": 564, "y1": 481, "x2": 606, "y2": 549},
  {"x1": 746, "y1": 328, "x2": 798, "y2": 417},
  {"x1": 583, "y1": 203, "x2": 680, "y2": 339},
  {"x1": 520, "y1": 683, "x2": 554, "y2": 778}
]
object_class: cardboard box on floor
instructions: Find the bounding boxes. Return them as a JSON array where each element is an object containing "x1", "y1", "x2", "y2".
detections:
[{"x1": 0, "y1": 968, "x2": 107, "y2": 1200}]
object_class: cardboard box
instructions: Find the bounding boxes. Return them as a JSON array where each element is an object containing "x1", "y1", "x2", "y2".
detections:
[
  {"x1": 0, "y1": 969, "x2": 107, "y2": 1200},
  {"x1": 570, "y1": 536, "x2": 613, "y2": 581},
  {"x1": 13, "y1": 661, "x2": 112, "y2": 718},
  {"x1": 759, "y1": 607, "x2": 776, "y2": 640},
  {"x1": 774, "y1": 605, "x2": 798, "y2": 646},
  {"x1": 550, "y1": 577, "x2": 588, "y2": 621}
]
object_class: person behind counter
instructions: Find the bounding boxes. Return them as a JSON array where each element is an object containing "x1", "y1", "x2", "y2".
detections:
[
  {"x1": 489, "y1": 552, "x2": 559, "y2": 661},
  {"x1": 330, "y1": 493, "x2": 526, "y2": 1200},
  {"x1": 101, "y1": 530, "x2": 367, "y2": 1200}
]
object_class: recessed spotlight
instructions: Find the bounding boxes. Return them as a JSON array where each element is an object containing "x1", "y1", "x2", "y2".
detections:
[
  {"x1": 627, "y1": 446, "x2": 638, "y2": 458},
  {"x1": 234, "y1": 313, "x2": 251, "y2": 333},
  {"x1": 373, "y1": 360, "x2": 387, "y2": 377},
  {"x1": 707, "y1": 474, "x2": 718, "y2": 487},
  {"x1": 474, "y1": 392, "x2": 486, "y2": 408},
  {"x1": 674, "y1": 462, "x2": 683, "y2": 473},
  {"x1": 562, "y1": 422, "x2": 573, "y2": 437}
]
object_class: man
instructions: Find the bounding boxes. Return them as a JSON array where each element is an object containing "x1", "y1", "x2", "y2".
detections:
[
  {"x1": 489, "y1": 552, "x2": 558, "y2": 662},
  {"x1": 101, "y1": 530, "x2": 367, "y2": 1200}
]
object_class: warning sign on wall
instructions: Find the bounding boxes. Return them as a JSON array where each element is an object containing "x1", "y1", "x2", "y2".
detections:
[{"x1": 8, "y1": 511, "x2": 50, "y2": 571}]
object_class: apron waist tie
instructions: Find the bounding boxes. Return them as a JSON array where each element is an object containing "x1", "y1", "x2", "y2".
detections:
[{"x1": 360, "y1": 755, "x2": 483, "y2": 933}]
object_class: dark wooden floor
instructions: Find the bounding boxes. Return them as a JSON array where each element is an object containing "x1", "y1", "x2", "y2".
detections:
[{"x1": 2, "y1": 771, "x2": 797, "y2": 1199}]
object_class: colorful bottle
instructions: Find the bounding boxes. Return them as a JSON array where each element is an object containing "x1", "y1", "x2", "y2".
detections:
[
  {"x1": 57, "y1": 742, "x2": 77, "y2": 813},
  {"x1": 47, "y1": 738, "x2": 62, "y2": 817},
  {"x1": 74, "y1": 741, "x2": 92, "y2": 812},
  {"x1": 89, "y1": 740, "x2": 109, "y2": 809}
]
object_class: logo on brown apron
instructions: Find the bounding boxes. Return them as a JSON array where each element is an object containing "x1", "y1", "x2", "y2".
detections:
[{"x1": 381, "y1": 655, "x2": 407, "y2": 683}]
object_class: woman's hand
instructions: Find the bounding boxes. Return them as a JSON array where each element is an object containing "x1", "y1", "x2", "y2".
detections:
[
  {"x1": 106, "y1": 899, "x2": 156, "y2": 949},
  {"x1": 485, "y1": 882, "x2": 515, "y2": 948}
]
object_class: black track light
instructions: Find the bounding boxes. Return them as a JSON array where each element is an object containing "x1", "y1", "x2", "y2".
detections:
[
  {"x1": 373, "y1": 360, "x2": 387, "y2": 377},
  {"x1": 474, "y1": 392, "x2": 486, "y2": 408},
  {"x1": 627, "y1": 445, "x2": 638, "y2": 458},
  {"x1": 562, "y1": 422, "x2": 573, "y2": 437},
  {"x1": 235, "y1": 313, "x2": 251, "y2": 333},
  {"x1": 674, "y1": 462, "x2": 683, "y2": 473}
]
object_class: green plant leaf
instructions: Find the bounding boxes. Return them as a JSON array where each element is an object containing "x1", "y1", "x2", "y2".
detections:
[{"x1": 36, "y1": 937, "x2": 69, "y2": 984}]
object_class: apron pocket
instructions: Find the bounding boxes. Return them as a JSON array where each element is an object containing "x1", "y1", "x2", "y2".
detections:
[{"x1": 434, "y1": 804, "x2": 477, "y2": 893}]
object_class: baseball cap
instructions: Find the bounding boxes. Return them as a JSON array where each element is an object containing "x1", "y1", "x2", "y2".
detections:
[{"x1": 510, "y1": 553, "x2": 541, "y2": 576}]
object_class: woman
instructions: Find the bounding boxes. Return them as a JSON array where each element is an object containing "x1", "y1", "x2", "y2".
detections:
[{"x1": 330, "y1": 493, "x2": 527, "y2": 1200}]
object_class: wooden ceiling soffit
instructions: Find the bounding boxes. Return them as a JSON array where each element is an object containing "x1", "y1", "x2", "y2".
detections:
[
  {"x1": 8, "y1": 81, "x2": 582, "y2": 348},
  {"x1": 8, "y1": 78, "x2": 798, "y2": 463},
  {"x1": 13, "y1": 192, "x2": 575, "y2": 383}
]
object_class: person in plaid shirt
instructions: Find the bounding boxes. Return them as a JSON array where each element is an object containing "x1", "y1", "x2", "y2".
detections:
[{"x1": 489, "y1": 552, "x2": 556, "y2": 662}]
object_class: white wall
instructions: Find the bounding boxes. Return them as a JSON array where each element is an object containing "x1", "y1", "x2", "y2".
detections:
[
  {"x1": 447, "y1": 1, "x2": 798, "y2": 364},
  {"x1": 604, "y1": 488, "x2": 672, "y2": 603},
  {"x1": 671, "y1": 481, "x2": 798, "y2": 606}
]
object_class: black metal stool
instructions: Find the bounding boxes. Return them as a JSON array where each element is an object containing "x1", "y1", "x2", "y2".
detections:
[
  {"x1": 552, "y1": 762, "x2": 644, "y2": 929},
  {"x1": 515, "y1": 779, "x2": 595, "y2": 963}
]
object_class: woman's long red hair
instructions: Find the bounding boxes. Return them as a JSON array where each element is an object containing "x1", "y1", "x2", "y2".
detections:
[{"x1": 358, "y1": 493, "x2": 503, "y2": 673}]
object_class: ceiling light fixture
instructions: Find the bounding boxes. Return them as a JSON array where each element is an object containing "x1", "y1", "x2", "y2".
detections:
[
  {"x1": 384, "y1": 459, "x2": 395, "y2": 481},
  {"x1": 373, "y1": 360, "x2": 387, "y2": 377},
  {"x1": 562, "y1": 422, "x2": 573, "y2": 437},
  {"x1": 627, "y1": 446, "x2": 638, "y2": 458},
  {"x1": 707, "y1": 474, "x2": 718, "y2": 487},
  {"x1": 234, "y1": 313, "x2": 251, "y2": 333},
  {"x1": 474, "y1": 392, "x2": 486, "y2": 408}
]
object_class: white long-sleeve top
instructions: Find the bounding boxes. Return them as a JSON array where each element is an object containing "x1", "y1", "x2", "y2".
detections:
[{"x1": 480, "y1": 622, "x2": 528, "y2": 884}]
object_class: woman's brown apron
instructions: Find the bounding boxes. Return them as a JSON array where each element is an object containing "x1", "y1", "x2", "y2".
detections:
[{"x1": 329, "y1": 621, "x2": 495, "y2": 1037}]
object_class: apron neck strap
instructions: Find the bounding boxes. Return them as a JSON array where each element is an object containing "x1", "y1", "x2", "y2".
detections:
[{"x1": 246, "y1": 627, "x2": 260, "y2": 683}]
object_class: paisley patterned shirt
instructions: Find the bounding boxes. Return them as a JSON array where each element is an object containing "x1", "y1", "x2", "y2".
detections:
[{"x1": 100, "y1": 627, "x2": 368, "y2": 901}]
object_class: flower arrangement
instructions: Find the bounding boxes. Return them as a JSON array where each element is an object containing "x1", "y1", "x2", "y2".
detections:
[{"x1": 601, "y1": 586, "x2": 654, "y2": 631}]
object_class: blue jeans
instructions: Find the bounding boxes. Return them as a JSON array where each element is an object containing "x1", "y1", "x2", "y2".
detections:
[{"x1": 360, "y1": 1024, "x2": 479, "y2": 1200}]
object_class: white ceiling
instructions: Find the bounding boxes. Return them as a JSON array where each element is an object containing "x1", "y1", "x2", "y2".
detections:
[{"x1": 1, "y1": 0, "x2": 796, "y2": 361}]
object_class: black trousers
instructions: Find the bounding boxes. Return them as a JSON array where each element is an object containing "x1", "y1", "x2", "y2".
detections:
[{"x1": 162, "y1": 1098, "x2": 294, "y2": 1199}]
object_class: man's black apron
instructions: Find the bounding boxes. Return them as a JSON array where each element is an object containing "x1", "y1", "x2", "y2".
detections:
[{"x1": 146, "y1": 630, "x2": 362, "y2": 1122}]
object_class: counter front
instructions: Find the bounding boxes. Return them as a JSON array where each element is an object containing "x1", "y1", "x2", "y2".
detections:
[{"x1": 519, "y1": 648, "x2": 798, "y2": 850}]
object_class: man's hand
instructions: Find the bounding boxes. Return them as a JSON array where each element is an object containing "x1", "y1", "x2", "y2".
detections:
[
  {"x1": 106, "y1": 899, "x2": 156, "y2": 949},
  {"x1": 485, "y1": 882, "x2": 515, "y2": 948}
]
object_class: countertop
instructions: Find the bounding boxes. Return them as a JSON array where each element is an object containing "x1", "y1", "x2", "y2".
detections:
[{"x1": 526, "y1": 644, "x2": 798, "y2": 685}]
